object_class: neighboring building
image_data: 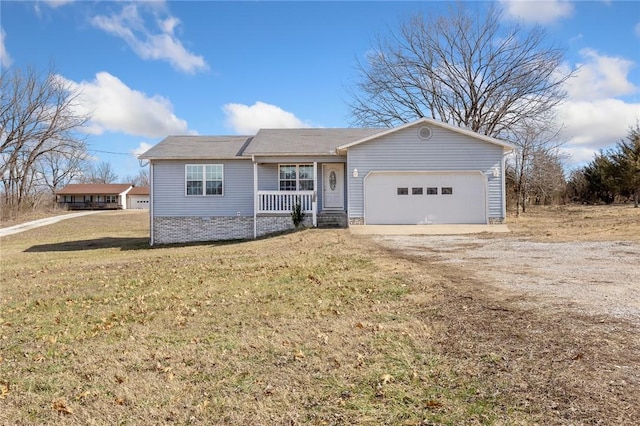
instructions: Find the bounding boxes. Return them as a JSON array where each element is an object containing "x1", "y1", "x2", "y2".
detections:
[
  {"x1": 127, "y1": 186, "x2": 150, "y2": 209},
  {"x1": 56, "y1": 184, "x2": 133, "y2": 210},
  {"x1": 139, "y1": 118, "x2": 514, "y2": 245}
]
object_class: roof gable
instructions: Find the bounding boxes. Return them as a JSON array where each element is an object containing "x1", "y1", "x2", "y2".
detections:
[{"x1": 337, "y1": 118, "x2": 514, "y2": 153}]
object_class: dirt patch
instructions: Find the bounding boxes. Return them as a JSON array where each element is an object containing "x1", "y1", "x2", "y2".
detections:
[
  {"x1": 373, "y1": 205, "x2": 640, "y2": 424},
  {"x1": 377, "y1": 236, "x2": 640, "y2": 326}
]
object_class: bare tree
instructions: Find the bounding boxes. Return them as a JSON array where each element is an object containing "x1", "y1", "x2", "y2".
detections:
[
  {"x1": 1, "y1": 65, "x2": 89, "y2": 215},
  {"x1": 124, "y1": 167, "x2": 149, "y2": 187},
  {"x1": 81, "y1": 161, "x2": 119, "y2": 184},
  {"x1": 506, "y1": 119, "x2": 565, "y2": 215},
  {"x1": 35, "y1": 148, "x2": 89, "y2": 195},
  {"x1": 528, "y1": 149, "x2": 566, "y2": 206},
  {"x1": 566, "y1": 168, "x2": 589, "y2": 203},
  {"x1": 349, "y1": 3, "x2": 573, "y2": 139}
]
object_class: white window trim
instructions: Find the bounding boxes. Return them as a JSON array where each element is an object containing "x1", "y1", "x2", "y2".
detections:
[
  {"x1": 185, "y1": 164, "x2": 224, "y2": 196},
  {"x1": 278, "y1": 164, "x2": 314, "y2": 191}
]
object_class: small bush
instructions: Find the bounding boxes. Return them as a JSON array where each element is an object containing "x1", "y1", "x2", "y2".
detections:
[{"x1": 291, "y1": 199, "x2": 305, "y2": 228}]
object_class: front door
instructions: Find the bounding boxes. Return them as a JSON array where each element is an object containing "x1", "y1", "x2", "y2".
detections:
[{"x1": 323, "y1": 164, "x2": 344, "y2": 210}]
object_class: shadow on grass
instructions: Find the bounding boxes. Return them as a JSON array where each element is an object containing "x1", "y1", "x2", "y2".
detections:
[
  {"x1": 24, "y1": 237, "x2": 150, "y2": 252},
  {"x1": 24, "y1": 228, "x2": 313, "y2": 253}
]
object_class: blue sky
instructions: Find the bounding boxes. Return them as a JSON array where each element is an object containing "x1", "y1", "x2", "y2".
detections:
[{"x1": 1, "y1": 0, "x2": 639, "y2": 181}]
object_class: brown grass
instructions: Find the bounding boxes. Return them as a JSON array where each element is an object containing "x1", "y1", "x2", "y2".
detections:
[
  {"x1": 1, "y1": 206, "x2": 638, "y2": 424},
  {"x1": 0, "y1": 204, "x2": 71, "y2": 228},
  {"x1": 507, "y1": 203, "x2": 640, "y2": 242}
]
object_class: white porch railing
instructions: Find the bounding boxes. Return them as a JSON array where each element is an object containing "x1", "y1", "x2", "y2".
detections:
[{"x1": 257, "y1": 190, "x2": 315, "y2": 213}]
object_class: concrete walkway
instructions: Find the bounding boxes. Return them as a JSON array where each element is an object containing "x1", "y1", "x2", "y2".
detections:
[
  {"x1": 349, "y1": 224, "x2": 510, "y2": 236},
  {"x1": 0, "y1": 211, "x2": 104, "y2": 237}
]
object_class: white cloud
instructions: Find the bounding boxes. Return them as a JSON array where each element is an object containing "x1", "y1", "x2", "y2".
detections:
[
  {"x1": 563, "y1": 49, "x2": 638, "y2": 101},
  {"x1": 132, "y1": 142, "x2": 154, "y2": 158},
  {"x1": 500, "y1": 0, "x2": 574, "y2": 24},
  {"x1": 91, "y1": 3, "x2": 208, "y2": 74},
  {"x1": 557, "y1": 99, "x2": 640, "y2": 166},
  {"x1": 34, "y1": 0, "x2": 74, "y2": 15},
  {"x1": 42, "y1": 0, "x2": 75, "y2": 8},
  {"x1": 560, "y1": 146, "x2": 602, "y2": 168},
  {"x1": 554, "y1": 47, "x2": 639, "y2": 168},
  {"x1": 0, "y1": 28, "x2": 12, "y2": 68},
  {"x1": 58, "y1": 71, "x2": 191, "y2": 138},
  {"x1": 222, "y1": 101, "x2": 312, "y2": 134}
]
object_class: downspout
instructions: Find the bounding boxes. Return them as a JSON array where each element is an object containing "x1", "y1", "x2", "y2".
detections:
[
  {"x1": 253, "y1": 158, "x2": 257, "y2": 239},
  {"x1": 313, "y1": 161, "x2": 317, "y2": 227},
  {"x1": 502, "y1": 150, "x2": 509, "y2": 221},
  {"x1": 149, "y1": 162, "x2": 154, "y2": 246},
  {"x1": 344, "y1": 149, "x2": 351, "y2": 225}
]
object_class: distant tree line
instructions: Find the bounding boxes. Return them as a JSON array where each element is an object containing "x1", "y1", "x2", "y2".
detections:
[
  {"x1": 505, "y1": 146, "x2": 567, "y2": 212},
  {"x1": 501, "y1": 124, "x2": 640, "y2": 211}
]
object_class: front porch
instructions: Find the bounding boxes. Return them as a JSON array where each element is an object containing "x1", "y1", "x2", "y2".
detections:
[
  {"x1": 255, "y1": 190, "x2": 347, "y2": 230},
  {"x1": 256, "y1": 190, "x2": 317, "y2": 224},
  {"x1": 253, "y1": 160, "x2": 347, "y2": 231}
]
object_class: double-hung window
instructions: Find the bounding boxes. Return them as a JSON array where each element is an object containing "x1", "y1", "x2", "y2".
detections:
[
  {"x1": 186, "y1": 164, "x2": 223, "y2": 196},
  {"x1": 279, "y1": 164, "x2": 314, "y2": 191}
]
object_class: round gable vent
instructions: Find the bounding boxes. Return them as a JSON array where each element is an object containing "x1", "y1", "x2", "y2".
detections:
[{"x1": 418, "y1": 126, "x2": 432, "y2": 140}]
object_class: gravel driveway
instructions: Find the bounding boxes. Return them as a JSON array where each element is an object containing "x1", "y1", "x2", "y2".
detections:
[{"x1": 376, "y1": 235, "x2": 640, "y2": 326}]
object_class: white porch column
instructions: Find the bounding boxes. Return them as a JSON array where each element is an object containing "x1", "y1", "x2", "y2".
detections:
[
  {"x1": 253, "y1": 161, "x2": 258, "y2": 239},
  {"x1": 312, "y1": 161, "x2": 318, "y2": 227},
  {"x1": 149, "y1": 162, "x2": 154, "y2": 246}
]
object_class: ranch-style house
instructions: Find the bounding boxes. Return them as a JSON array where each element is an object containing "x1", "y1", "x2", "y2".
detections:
[{"x1": 139, "y1": 117, "x2": 514, "y2": 245}]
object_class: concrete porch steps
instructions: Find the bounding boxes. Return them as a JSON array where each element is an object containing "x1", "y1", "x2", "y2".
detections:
[{"x1": 317, "y1": 211, "x2": 348, "y2": 229}]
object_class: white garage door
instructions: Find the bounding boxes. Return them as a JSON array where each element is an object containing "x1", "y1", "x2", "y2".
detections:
[{"x1": 364, "y1": 171, "x2": 487, "y2": 224}]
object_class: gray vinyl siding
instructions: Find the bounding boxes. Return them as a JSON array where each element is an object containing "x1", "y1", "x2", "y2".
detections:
[
  {"x1": 257, "y1": 163, "x2": 278, "y2": 191},
  {"x1": 347, "y1": 123, "x2": 505, "y2": 219},
  {"x1": 152, "y1": 160, "x2": 254, "y2": 217}
]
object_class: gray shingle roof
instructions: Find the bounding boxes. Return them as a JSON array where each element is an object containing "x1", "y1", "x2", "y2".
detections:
[
  {"x1": 244, "y1": 128, "x2": 386, "y2": 156},
  {"x1": 138, "y1": 136, "x2": 253, "y2": 160}
]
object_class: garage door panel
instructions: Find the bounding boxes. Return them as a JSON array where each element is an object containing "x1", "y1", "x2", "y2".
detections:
[{"x1": 365, "y1": 172, "x2": 486, "y2": 224}]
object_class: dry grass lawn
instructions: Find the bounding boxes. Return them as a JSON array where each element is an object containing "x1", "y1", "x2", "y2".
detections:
[
  {"x1": 0, "y1": 205, "x2": 71, "y2": 228},
  {"x1": 507, "y1": 203, "x2": 640, "y2": 242},
  {"x1": 0, "y1": 206, "x2": 638, "y2": 425}
]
